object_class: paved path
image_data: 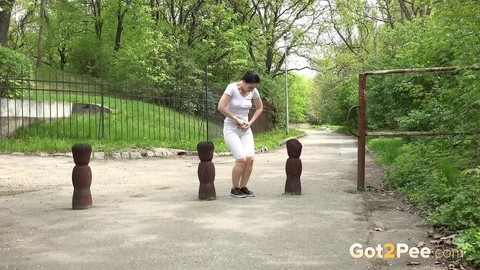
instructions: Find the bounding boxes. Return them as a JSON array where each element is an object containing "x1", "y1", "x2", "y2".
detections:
[{"x1": 0, "y1": 129, "x2": 446, "y2": 269}]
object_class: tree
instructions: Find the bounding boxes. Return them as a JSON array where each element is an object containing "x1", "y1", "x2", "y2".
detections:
[
  {"x1": 228, "y1": 0, "x2": 327, "y2": 77},
  {"x1": 113, "y1": 0, "x2": 132, "y2": 52},
  {"x1": 36, "y1": 0, "x2": 47, "y2": 67},
  {"x1": 0, "y1": 0, "x2": 15, "y2": 47},
  {"x1": 45, "y1": 0, "x2": 86, "y2": 69},
  {"x1": 88, "y1": 0, "x2": 102, "y2": 40}
]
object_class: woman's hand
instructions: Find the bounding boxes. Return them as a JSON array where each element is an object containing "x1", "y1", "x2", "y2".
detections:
[
  {"x1": 241, "y1": 121, "x2": 250, "y2": 130},
  {"x1": 234, "y1": 117, "x2": 250, "y2": 130},
  {"x1": 235, "y1": 117, "x2": 244, "y2": 126}
]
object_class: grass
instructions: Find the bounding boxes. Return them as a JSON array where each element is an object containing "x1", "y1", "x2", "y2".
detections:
[
  {"x1": 34, "y1": 67, "x2": 102, "y2": 92},
  {"x1": 366, "y1": 137, "x2": 404, "y2": 165},
  {"x1": 5, "y1": 87, "x2": 221, "y2": 152}
]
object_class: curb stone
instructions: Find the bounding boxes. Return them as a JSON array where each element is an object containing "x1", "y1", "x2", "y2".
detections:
[
  {"x1": 3, "y1": 132, "x2": 307, "y2": 160},
  {"x1": 121, "y1": 152, "x2": 130, "y2": 159},
  {"x1": 93, "y1": 152, "x2": 105, "y2": 160},
  {"x1": 130, "y1": 152, "x2": 142, "y2": 159}
]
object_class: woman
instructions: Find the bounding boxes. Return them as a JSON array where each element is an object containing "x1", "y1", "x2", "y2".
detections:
[{"x1": 217, "y1": 71, "x2": 264, "y2": 198}]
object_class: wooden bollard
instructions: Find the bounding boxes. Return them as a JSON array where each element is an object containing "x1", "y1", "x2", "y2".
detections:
[
  {"x1": 285, "y1": 139, "x2": 302, "y2": 195},
  {"x1": 72, "y1": 143, "x2": 93, "y2": 209},
  {"x1": 197, "y1": 142, "x2": 216, "y2": 200}
]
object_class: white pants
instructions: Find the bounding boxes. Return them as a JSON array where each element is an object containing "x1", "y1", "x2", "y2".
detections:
[{"x1": 223, "y1": 125, "x2": 255, "y2": 160}]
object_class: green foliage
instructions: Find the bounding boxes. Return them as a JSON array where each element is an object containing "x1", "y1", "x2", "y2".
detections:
[
  {"x1": 454, "y1": 228, "x2": 480, "y2": 265},
  {"x1": 433, "y1": 0, "x2": 480, "y2": 66},
  {"x1": 68, "y1": 36, "x2": 103, "y2": 77},
  {"x1": 368, "y1": 136, "x2": 480, "y2": 231},
  {"x1": 0, "y1": 47, "x2": 33, "y2": 98},
  {"x1": 366, "y1": 137, "x2": 404, "y2": 166},
  {"x1": 42, "y1": 0, "x2": 86, "y2": 69},
  {"x1": 363, "y1": 1, "x2": 480, "y2": 131},
  {"x1": 315, "y1": 73, "x2": 358, "y2": 125},
  {"x1": 430, "y1": 192, "x2": 480, "y2": 231},
  {"x1": 287, "y1": 75, "x2": 313, "y2": 123},
  {"x1": 266, "y1": 73, "x2": 314, "y2": 126},
  {"x1": 251, "y1": 73, "x2": 285, "y2": 127}
]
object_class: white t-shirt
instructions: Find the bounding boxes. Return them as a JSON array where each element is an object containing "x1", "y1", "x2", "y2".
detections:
[{"x1": 223, "y1": 83, "x2": 260, "y2": 127}]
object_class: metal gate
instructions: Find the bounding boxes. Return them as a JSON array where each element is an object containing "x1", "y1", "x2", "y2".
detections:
[{"x1": 348, "y1": 66, "x2": 480, "y2": 190}]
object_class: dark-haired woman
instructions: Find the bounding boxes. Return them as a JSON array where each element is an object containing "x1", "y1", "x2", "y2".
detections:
[{"x1": 217, "y1": 71, "x2": 264, "y2": 198}]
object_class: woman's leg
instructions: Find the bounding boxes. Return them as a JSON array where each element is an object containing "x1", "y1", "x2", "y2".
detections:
[
  {"x1": 239, "y1": 130, "x2": 255, "y2": 188},
  {"x1": 232, "y1": 157, "x2": 246, "y2": 188},
  {"x1": 239, "y1": 156, "x2": 254, "y2": 188},
  {"x1": 223, "y1": 127, "x2": 246, "y2": 188}
]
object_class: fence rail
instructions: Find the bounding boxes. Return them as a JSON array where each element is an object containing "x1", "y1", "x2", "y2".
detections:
[{"x1": 0, "y1": 71, "x2": 273, "y2": 144}]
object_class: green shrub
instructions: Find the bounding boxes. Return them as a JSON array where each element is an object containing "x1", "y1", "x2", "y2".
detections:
[
  {"x1": 430, "y1": 192, "x2": 480, "y2": 231},
  {"x1": 368, "y1": 136, "x2": 480, "y2": 232},
  {"x1": 367, "y1": 137, "x2": 404, "y2": 165},
  {"x1": 68, "y1": 37, "x2": 103, "y2": 77},
  {"x1": 316, "y1": 74, "x2": 357, "y2": 126},
  {"x1": 454, "y1": 228, "x2": 480, "y2": 265},
  {"x1": 0, "y1": 47, "x2": 33, "y2": 98}
]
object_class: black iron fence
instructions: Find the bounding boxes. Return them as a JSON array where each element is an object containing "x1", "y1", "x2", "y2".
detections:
[{"x1": 0, "y1": 70, "x2": 273, "y2": 145}]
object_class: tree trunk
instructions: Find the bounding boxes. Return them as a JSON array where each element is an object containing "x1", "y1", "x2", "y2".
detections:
[
  {"x1": 265, "y1": 45, "x2": 274, "y2": 74},
  {"x1": 398, "y1": 0, "x2": 412, "y2": 21},
  {"x1": 91, "y1": 0, "x2": 102, "y2": 40},
  {"x1": 150, "y1": 0, "x2": 159, "y2": 26},
  {"x1": 0, "y1": 0, "x2": 15, "y2": 47},
  {"x1": 58, "y1": 46, "x2": 68, "y2": 70},
  {"x1": 114, "y1": 5, "x2": 125, "y2": 52},
  {"x1": 36, "y1": 0, "x2": 47, "y2": 67}
]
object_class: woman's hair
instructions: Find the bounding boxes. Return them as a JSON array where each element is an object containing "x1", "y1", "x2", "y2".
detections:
[{"x1": 242, "y1": 71, "x2": 261, "y2": 84}]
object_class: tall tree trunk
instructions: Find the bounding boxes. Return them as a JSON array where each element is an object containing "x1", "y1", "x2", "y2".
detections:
[
  {"x1": 36, "y1": 0, "x2": 47, "y2": 67},
  {"x1": 114, "y1": 7, "x2": 125, "y2": 52},
  {"x1": 0, "y1": 0, "x2": 15, "y2": 47},
  {"x1": 114, "y1": 0, "x2": 132, "y2": 52}
]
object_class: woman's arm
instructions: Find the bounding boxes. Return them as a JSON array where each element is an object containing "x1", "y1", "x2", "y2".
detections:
[{"x1": 248, "y1": 97, "x2": 264, "y2": 125}]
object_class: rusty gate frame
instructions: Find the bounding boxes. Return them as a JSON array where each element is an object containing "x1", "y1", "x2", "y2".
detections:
[{"x1": 355, "y1": 66, "x2": 480, "y2": 191}]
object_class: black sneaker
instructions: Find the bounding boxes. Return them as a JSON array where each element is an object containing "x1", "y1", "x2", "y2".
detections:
[
  {"x1": 240, "y1": 187, "x2": 255, "y2": 197},
  {"x1": 231, "y1": 188, "x2": 246, "y2": 198}
]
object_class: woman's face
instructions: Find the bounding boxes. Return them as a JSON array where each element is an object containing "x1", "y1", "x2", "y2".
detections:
[{"x1": 244, "y1": 82, "x2": 259, "y2": 92}]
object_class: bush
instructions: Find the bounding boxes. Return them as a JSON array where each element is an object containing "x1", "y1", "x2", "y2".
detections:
[
  {"x1": 367, "y1": 137, "x2": 404, "y2": 166},
  {"x1": 0, "y1": 47, "x2": 33, "y2": 98},
  {"x1": 368, "y1": 136, "x2": 480, "y2": 234},
  {"x1": 454, "y1": 228, "x2": 480, "y2": 265},
  {"x1": 430, "y1": 192, "x2": 480, "y2": 231}
]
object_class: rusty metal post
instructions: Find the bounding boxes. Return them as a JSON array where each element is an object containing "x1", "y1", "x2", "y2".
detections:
[
  {"x1": 285, "y1": 139, "x2": 302, "y2": 195},
  {"x1": 357, "y1": 74, "x2": 367, "y2": 191},
  {"x1": 71, "y1": 143, "x2": 93, "y2": 209},
  {"x1": 197, "y1": 142, "x2": 216, "y2": 200}
]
